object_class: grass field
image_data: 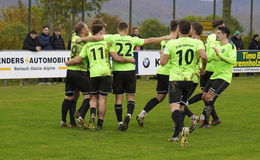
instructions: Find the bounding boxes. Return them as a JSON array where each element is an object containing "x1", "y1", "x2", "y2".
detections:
[{"x1": 0, "y1": 76, "x2": 260, "y2": 160}]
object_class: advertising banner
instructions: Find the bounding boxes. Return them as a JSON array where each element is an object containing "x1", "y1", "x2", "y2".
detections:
[
  {"x1": 233, "y1": 50, "x2": 260, "y2": 73},
  {"x1": 0, "y1": 51, "x2": 70, "y2": 79},
  {"x1": 137, "y1": 51, "x2": 160, "y2": 75}
]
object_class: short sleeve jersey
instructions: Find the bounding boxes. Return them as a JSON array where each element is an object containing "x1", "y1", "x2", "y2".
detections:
[
  {"x1": 79, "y1": 39, "x2": 115, "y2": 78},
  {"x1": 104, "y1": 34, "x2": 144, "y2": 71},
  {"x1": 157, "y1": 40, "x2": 171, "y2": 75},
  {"x1": 68, "y1": 35, "x2": 88, "y2": 71},
  {"x1": 205, "y1": 33, "x2": 220, "y2": 72},
  {"x1": 210, "y1": 42, "x2": 237, "y2": 83},
  {"x1": 164, "y1": 37, "x2": 204, "y2": 81}
]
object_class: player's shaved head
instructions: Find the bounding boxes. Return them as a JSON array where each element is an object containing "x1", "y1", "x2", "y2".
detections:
[
  {"x1": 118, "y1": 22, "x2": 128, "y2": 31},
  {"x1": 178, "y1": 20, "x2": 191, "y2": 35},
  {"x1": 170, "y1": 20, "x2": 179, "y2": 32},
  {"x1": 192, "y1": 22, "x2": 203, "y2": 36}
]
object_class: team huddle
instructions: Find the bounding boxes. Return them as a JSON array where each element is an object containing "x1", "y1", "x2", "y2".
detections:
[{"x1": 60, "y1": 19, "x2": 237, "y2": 147}]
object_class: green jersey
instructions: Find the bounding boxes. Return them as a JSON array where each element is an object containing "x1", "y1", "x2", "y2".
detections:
[
  {"x1": 104, "y1": 34, "x2": 144, "y2": 71},
  {"x1": 205, "y1": 33, "x2": 220, "y2": 72},
  {"x1": 68, "y1": 35, "x2": 88, "y2": 71},
  {"x1": 164, "y1": 37, "x2": 204, "y2": 81},
  {"x1": 79, "y1": 40, "x2": 115, "y2": 78},
  {"x1": 157, "y1": 40, "x2": 171, "y2": 75},
  {"x1": 210, "y1": 42, "x2": 237, "y2": 83}
]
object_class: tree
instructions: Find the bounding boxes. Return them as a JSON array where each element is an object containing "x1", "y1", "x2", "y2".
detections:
[
  {"x1": 222, "y1": 0, "x2": 232, "y2": 29},
  {"x1": 91, "y1": 13, "x2": 121, "y2": 34},
  {"x1": 139, "y1": 18, "x2": 169, "y2": 50},
  {"x1": 37, "y1": 0, "x2": 110, "y2": 41},
  {"x1": 0, "y1": 23, "x2": 27, "y2": 49}
]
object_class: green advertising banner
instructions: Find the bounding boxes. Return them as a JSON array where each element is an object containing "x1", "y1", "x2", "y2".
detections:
[{"x1": 233, "y1": 50, "x2": 260, "y2": 73}]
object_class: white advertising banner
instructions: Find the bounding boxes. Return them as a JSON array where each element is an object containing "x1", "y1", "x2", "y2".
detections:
[
  {"x1": 0, "y1": 51, "x2": 70, "y2": 79},
  {"x1": 137, "y1": 50, "x2": 160, "y2": 75}
]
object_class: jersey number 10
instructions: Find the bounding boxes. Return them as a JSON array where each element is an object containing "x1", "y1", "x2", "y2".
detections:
[{"x1": 176, "y1": 49, "x2": 194, "y2": 65}]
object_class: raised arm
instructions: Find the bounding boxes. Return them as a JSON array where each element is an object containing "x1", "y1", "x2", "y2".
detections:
[
  {"x1": 76, "y1": 35, "x2": 104, "y2": 43},
  {"x1": 144, "y1": 35, "x2": 173, "y2": 45},
  {"x1": 109, "y1": 52, "x2": 135, "y2": 64}
]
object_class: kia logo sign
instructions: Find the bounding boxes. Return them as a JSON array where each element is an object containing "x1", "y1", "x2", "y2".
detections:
[{"x1": 143, "y1": 57, "x2": 150, "y2": 68}]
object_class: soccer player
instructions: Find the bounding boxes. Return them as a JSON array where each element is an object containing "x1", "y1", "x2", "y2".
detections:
[
  {"x1": 135, "y1": 20, "x2": 179, "y2": 127},
  {"x1": 186, "y1": 20, "x2": 225, "y2": 125},
  {"x1": 65, "y1": 23, "x2": 135, "y2": 130},
  {"x1": 180, "y1": 22, "x2": 206, "y2": 133},
  {"x1": 160, "y1": 20, "x2": 207, "y2": 146},
  {"x1": 201, "y1": 26, "x2": 236, "y2": 128},
  {"x1": 60, "y1": 22, "x2": 91, "y2": 127}
]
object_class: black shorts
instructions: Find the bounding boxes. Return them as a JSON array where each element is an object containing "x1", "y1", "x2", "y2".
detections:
[
  {"x1": 188, "y1": 83, "x2": 198, "y2": 98},
  {"x1": 156, "y1": 74, "x2": 169, "y2": 94},
  {"x1": 204, "y1": 79, "x2": 229, "y2": 96},
  {"x1": 200, "y1": 71, "x2": 214, "y2": 89},
  {"x1": 65, "y1": 70, "x2": 90, "y2": 96},
  {"x1": 168, "y1": 81, "x2": 194, "y2": 105},
  {"x1": 113, "y1": 70, "x2": 136, "y2": 94},
  {"x1": 90, "y1": 76, "x2": 111, "y2": 96}
]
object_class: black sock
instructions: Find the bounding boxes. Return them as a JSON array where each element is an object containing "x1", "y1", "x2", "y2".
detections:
[
  {"x1": 184, "y1": 105, "x2": 193, "y2": 118},
  {"x1": 143, "y1": 97, "x2": 160, "y2": 113},
  {"x1": 180, "y1": 110, "x2": 185, "y2": 122},
  {"x1": 171, "y1": 110, "x2": 184, "y2": 138},
  {"x1": 61, "y1": 99, "x2": 70, "y2": 122},
  {"x1": 211, "y1": 105, "x2": 219, "y2": 121},
  {"x1": 204, "y1": 101, "x2": 214, "y2": 125},
  {"x1": 127, "y1": 101, "x2": 135, "y2": 116},
  {"x1": 188, "y1": 93, "x2": 202, "y2": 105},
  {"x1": 80, "y1": 99, "x2": 90, "y2": 119},
  {"x1": 90, "y1": 107, "x2": 96, "y2": 116},
  {"x1": 115, "y1": 104, "x2": 123, "y2": 122},
  {"x1": 97, "y1": 119, "x2": 104, "y2": 127},
  {"x1": 211, "y1": 97, "x2": 219, "y2": 121},
  {"x1": 68, "y1": 100, "x2": 76, "y2": 124}
]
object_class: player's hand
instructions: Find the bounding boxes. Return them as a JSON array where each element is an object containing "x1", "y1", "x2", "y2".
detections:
[
  {"x1": 36, "y1": 46, "x2": 41, "y2": 51},
  {"x1": 199, "y1": 68, "x2": 206, "y2": 75},
  {"x1": 213, "y1": 47, "x2": 219, "y2": 56},
  {"x1": 75, "y1": 38, "x2": 83, "y2": 43},
  {"x1": 159, "y1": 50, "x2": 164, "y2": 55},
  {"x1": 65, "y1": 61, "x2": 70, "y2": 66},
  {"x1": 128, "y1": 58, "x2": 135, "y2": 64}
]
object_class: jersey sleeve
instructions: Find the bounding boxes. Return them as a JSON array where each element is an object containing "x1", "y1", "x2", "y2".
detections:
[
  {"x1": 79, "y1": 45, "x2": 88, "y2": 58},
  {"x1": 108, "y1": 42, "x2": 116, "y2": 53},
  {"x1": 71, "y1": 35, "x2": 78, "y2": 43},
  {"x1": 160, "y1": 40, "x2": 167, "y2": 50},
  {"x1": 163, "y1": 40, "x2": 173, "y2": 55},
  {"x1": 219, "y1": 43, "x2": 237, "y2": 65},
  {"x1": 132, "y1": 37, "x2": 145, "y2": 46},
  {"x1": 104, "y1": 34, "x2": 113, "y2": 42}
]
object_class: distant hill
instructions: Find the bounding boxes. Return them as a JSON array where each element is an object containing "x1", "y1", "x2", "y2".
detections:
[{"x1": 1, "y1": 0, "x2": 260, "y2": 33}]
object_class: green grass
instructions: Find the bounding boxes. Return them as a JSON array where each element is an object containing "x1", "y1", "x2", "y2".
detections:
[{"x1": 0, "y1": 76, "x2": 260, "y2": 160}]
